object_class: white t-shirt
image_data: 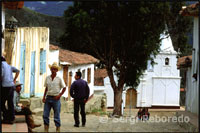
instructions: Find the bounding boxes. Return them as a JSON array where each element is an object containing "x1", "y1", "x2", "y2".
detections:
[{"x1": 44, "y1": 75, "x2": 65, "y2": 96}]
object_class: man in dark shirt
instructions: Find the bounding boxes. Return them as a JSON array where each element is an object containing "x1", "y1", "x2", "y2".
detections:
[{"x1": 70, "y1": 71, "x2": 90, "y2": 127}]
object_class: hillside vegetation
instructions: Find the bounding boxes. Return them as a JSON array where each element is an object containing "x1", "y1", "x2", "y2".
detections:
[{"x1": 5, "y1": 7, "x2": 65, "y2": 46}]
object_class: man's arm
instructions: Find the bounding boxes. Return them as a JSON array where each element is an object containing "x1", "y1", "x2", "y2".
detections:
[
  {"x1": 70, "y1": 83, "x2": 75, "y2": 98},
  {"x1": 54, "y1": 87, "x2": 66, "y2": 100},
  {"x1": 13, "y1": 71, "x2": 20, "y2": 84},
  {"x1": 12, "y1": 66, "x2": 20, "y2": 84},
  {"x1": 85, "y1": 83, "x2": 90, "y2": 100},
  {"x1": 42, "y1": 87, "x2": 48, "y2": 103}
]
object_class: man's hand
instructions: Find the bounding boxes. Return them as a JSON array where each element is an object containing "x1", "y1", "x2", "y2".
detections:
[
  {"x1": 54, "y1": 95, "x2": 61, "y2": 100},
  {"x1": 21, "y1": 105, "x2": 25, "y2": 109},
  {"x1": 42, "y1": 97, "x2": 46, "y2": 103},
  {"x1": 84, "y1": 99, "x2": 88, "y2": 103},
  {"x1": 13, "y1": 79, "x2": 16, "y2": 84}
]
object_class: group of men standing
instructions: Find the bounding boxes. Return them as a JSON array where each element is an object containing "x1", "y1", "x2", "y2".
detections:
[{"x1": 1, "y1": 57, "x2": 90, "y2": 132}]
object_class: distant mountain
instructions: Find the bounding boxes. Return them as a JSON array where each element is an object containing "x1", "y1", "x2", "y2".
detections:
[
  {"x1": 24, "y1": 1, "x2": 73, "y2": 16},
  {"x1": 5, "y1": 7, "x2": 65, "y2": 45}
]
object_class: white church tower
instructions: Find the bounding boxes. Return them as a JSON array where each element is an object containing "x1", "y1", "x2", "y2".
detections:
[{"x1": 136, "y1": 32, "x2": 181, "y2": 108}]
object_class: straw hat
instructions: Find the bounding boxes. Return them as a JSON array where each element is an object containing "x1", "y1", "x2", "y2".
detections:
[
  {"x1": 48, "y1": 62, "x2": 61, "y2": 70},
  {"x1": 2, "y1": 51, "x2": 6, "y2": 57},
  {"x1": 15, "y1": 81, "x2": 23, "y2": 86}
]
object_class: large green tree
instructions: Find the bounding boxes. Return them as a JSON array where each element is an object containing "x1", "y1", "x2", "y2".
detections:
[
  {"x1": 166, "y1": 2, "x2": 193, "y2": 56},
  {"x1": 60, "y1": 1, "x2": 169, "y2": 116},
  {"x1": 59, "y1": 1, "x2": 192, "y2": 116}
]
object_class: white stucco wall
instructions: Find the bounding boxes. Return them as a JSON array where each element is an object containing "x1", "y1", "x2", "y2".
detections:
[
  {"x1": 2, "y1": 6, "x2": 5, "y2": 54},
  {"x1": 47, "y1": 49, "x2": 59, "y2": 76},
  {"x1": 136, "y1": 34, "x2": 181, "y2": 107},
  {"x1": 63, "y1": 64, "x2": 95, "y2": 98},
  {"x1": 185, "y1": 17, "x2": 199, "y2": 115}
]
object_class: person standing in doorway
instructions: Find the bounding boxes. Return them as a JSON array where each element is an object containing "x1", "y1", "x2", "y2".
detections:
[
  {"x1": 42, "y1": 62, "x2": 66, "y2": 132},
  {"x1": 1, "y1": 56, "x2": 20, "y2": 124},
  {"x1": 70, "y1": 71, "x2": 90, "y2": 127}
]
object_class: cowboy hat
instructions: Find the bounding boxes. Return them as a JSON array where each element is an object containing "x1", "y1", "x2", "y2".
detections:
[
  {"x1": 15, "y1": 81, "x2": 23, "y2": 86},
  {"x1": 48, "y1": 62, "x2": 61, "y2": 70}
]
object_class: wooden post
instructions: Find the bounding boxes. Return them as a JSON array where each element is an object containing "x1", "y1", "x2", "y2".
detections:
[{"x1": 68, "y1": 71, "x2": 72, "y2": 100}]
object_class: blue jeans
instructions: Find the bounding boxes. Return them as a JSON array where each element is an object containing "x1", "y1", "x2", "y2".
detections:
[{"x1": 43, "y1": 96, "x2": 61, "y2": 127}]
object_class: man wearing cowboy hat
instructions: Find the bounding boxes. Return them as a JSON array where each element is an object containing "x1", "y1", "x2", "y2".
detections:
[
  {"x1": 42, "y1": 62, "x2": 66, "y2": 132},
  {"x1": 14, "y1": 81, "x2": 41, "y2": 132}
]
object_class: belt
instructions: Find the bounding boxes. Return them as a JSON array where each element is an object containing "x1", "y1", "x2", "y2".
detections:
[{"x1": 47, "y1": 95, "x2": 55, "y2": 97}]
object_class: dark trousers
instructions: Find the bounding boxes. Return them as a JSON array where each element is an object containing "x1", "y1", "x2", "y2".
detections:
[
  {"x1": 15, "y1": 107, "x2": 32, "y2": 116},
  {"x1": 15, "y1": 107, "x2": 33, "y2": 133},
  {"x1": 1, "y1": 86, "x2": 15, "y2": 121},
  {"x1": 74, "y1": 99, "x2": 86, "y2": 125}
]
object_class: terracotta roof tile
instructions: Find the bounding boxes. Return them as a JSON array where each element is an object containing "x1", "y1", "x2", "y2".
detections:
[
  {"x1": 49, "y1": 44, "x2": 99, "y2": 65},
  {"x1": 177, "y1": 55, "x2": 192, "y2": 69},
  {"x1": 49, "y1": 44, "x2": 59, "y2": 50},
  {"x1": 180, "y1": 2, "x2": 199, "y2": 16}
]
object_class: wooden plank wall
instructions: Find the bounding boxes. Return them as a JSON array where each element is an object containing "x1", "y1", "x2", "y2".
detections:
[{"x1": 5, "y1": 27, "x2": 49, "y2": 97}]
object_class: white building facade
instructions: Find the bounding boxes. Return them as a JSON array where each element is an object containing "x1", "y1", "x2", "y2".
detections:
[{"x1": 136, "y1": 33, "x2": 181, "y2": 107}]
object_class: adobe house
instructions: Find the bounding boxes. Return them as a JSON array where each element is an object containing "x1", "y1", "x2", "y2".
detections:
[
  {"x1": 48, "y1": 44, "x2": 99, "y2": 100},
  {"x1": 4, "y1": 27, "x2": 49, "y2": 98},
  {"x1": 2, "y1": 2, "x2": 50, "y2": 98}
]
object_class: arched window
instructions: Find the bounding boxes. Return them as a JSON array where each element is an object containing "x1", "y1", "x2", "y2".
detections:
[{"x1": 165, "y1": 57, "x2": 169, "y2": 65}]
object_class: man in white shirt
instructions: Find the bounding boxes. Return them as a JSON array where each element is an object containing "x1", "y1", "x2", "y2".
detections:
[{"x1": 42, "y1": 62, "x2": 66, "y2": 132}]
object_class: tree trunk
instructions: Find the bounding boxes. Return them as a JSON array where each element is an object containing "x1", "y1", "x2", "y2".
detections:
[{"x1": 112, "y1": 89, "x2": 123, "y2": 116}]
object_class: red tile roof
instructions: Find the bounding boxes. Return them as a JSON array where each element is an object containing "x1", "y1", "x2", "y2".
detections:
[
  {"x1": 180, "y1": 2, "x2": 199, "y2": 17},
  {"x1": 177, "y1": 55, "x2": 192, "y2": 69},
  {"x1": 94, "y1": 69, "x2": 108, "y2": 86},
  {"x1": 49, "y1": 44, "x2": 99, "y2": 65},
  {"x1": 49, "y1": 44, "x2": 59, "y2": 50}
]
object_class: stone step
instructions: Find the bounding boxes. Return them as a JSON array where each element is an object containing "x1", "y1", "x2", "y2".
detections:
[
  {"x1": 2, "y1": 115, "x2": 28, "y2": 132},
  {"x1": 32, "y1": 108, "x2": 44, "y2": 116},
  {"x1": 30, "y1": 97, "x2": 43, "y2": 110}
]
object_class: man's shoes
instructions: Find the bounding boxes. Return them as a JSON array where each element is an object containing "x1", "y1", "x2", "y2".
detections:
[
  {"x1": 82, "y1": 124, "x2": 85, "y2": 127},
  {"x1": 74, "y1": 124, "x2": 79, "y2": 127}
]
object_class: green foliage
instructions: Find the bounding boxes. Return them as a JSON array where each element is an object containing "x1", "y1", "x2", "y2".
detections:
[
  {"x1": 166, "y1": 2, "x2": 193, "y2": 56},
  {"x1": 91, "y1": 108, "x2": 107, "y2": 115},
  {"x1": 60, "y1": 1, "x2": 169, "y2": 89}
]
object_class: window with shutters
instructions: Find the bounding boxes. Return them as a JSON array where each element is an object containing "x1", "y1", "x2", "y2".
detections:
[
  {"x1": 40, "y1": 49, "x2": 46, "y2": 74},
  {"x1": 87, "y1": 68, "x2": 91, "y2": 83}
]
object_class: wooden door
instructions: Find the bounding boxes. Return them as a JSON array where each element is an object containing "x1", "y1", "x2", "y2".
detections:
[
  {"x1": 68, "y1": 71, "x2": 72, "y2": 100},
  {"x1": 20, "y1": 43, "x2": 26, "y2": 92},
  {"x1": 30, "y1": 51, "x2": 36, "y2": 97},
  {"x1": 126, "y1": 89, "x2": 137, "y2": 108}
]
